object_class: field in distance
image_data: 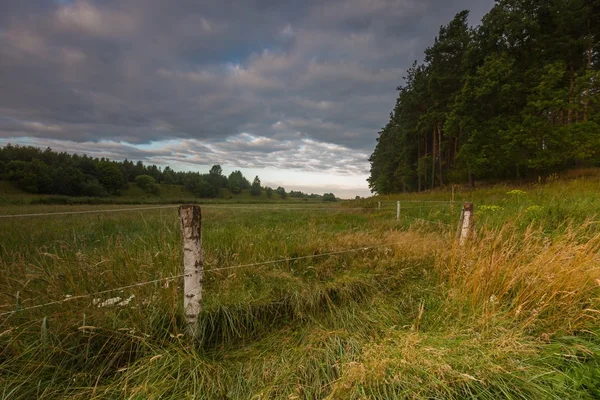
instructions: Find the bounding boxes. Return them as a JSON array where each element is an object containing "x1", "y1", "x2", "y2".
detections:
[{"x1": 1, "y1": 171, "x2": 600, "y2": 399}]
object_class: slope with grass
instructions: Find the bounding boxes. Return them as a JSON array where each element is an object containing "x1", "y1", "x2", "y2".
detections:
[{"x1": 1, "y1": 174, "x2": 600, "y2": 398}]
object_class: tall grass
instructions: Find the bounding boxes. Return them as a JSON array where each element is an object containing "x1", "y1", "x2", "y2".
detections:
[
  {"x1": 1, "y1": 177, "x2": 600, "y2": 398},
  {"x1": 441, "y1": 221, "x2": 600, "y2": 334}
]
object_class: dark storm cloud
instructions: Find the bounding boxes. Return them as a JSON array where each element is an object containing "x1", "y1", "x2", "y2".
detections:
[{"x1": 0, "y1": 0, "x2": 495, "y2": 163}]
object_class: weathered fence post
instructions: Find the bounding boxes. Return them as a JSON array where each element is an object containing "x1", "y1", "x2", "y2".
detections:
[
  {"x1": 179, "y1": 205, "x2": 203, "y2": 340},
  {"x1": 458, "y1": 202, "x2": 474, "y2": 246},
  {"x1": 396, "y1": 201, "x2": 401, "y2": 221},
  {"x1": 378, "y1": 201, "x2": 381, "y2": 211}
]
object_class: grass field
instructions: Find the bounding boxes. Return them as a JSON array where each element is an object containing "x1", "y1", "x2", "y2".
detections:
[{"x1": 1, "y1": 173, "x2": 600, "y2": 399}]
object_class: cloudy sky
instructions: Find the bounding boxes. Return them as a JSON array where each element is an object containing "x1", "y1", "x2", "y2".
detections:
[{"x1": 0, "y1": 0, "x2": 495, "y2": 198}]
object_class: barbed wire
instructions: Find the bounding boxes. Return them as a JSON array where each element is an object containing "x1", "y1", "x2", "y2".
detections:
[
  {"x1": 0, "y1": 205, "x2": 179, "y2": 218},
  {"x1": 374, "y1": 200, "x2": 457, "y2": 204},
  {"x1": 0, "y1": 241, "x2": 405, "y2": 317},
  {"x1": 399, "y1": 214, "x2": 453, "y2": 227},
  {"x1": 0, "y1": 203, "x2": 459, "y2": 218},
  {"x1": 0, "y1": 276, "x2": 184, "y2": 317},
  {"x1": 0, "y1": 197, "x2": 459, "y2": 317}
]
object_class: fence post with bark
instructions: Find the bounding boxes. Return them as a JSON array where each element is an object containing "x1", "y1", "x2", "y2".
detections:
[
  {"x1": 179, "y1": 205, "x2": 204, "y2": 340},
  {"x1": 457, "y1": 202, "x2": 474, "y2": 246}
]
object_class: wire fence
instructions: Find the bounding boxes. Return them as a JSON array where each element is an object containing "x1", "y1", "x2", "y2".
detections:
[
  {"x1": 0, "y1": 241, "x2": 405, "y2": 318},
  {"x1": 399, "y1": 214, "x2": 453, "y2": 227},
  {"x1": 0, "y1": 202, "x2": 457, "y2": 218},
  {"x1": 0, "y1": 200, "x2": 463, "y2": 319}
]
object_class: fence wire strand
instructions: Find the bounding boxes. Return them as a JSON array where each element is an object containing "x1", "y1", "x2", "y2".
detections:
[
  {"x1": 0, "y1": 241, "x2": 406, "y2": 317},
  {"x1": 399, "y1": 214, "x2": 453, "y2": 227},
  {"x1": 0, "y1": 203, "x2": 456, "y2": 218},
  {"x1": 1, "y1": 199, "x2": 462, "y2": 317}
]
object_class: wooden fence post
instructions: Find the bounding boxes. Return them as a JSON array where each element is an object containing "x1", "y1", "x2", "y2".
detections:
[
  {"x1": 458, "y1": 202, "x2": 474, "y2": 246},
  {"x1": 396, "y1": 201, "x2": 401, "y2": 221},
  {"x1": 179, "y1": 205, "x2": 203, "y2": 340},
  {"x1": 378, "y1": 201, "x2": 381, "y2": 211}
]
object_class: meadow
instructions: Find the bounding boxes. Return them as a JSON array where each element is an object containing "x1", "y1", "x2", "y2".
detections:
[{"x1": 1, "y1": 173, "x2": 600, "y2": 399}]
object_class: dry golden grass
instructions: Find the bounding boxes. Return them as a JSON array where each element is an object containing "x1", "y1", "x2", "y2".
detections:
[{"x1": 439, "y1": 221, "x2": 600, "y2": 334}]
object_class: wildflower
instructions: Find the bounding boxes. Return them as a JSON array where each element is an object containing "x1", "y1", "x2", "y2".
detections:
[{"x1": 479, "y1": 205, "x2": 504, "y2": 212}]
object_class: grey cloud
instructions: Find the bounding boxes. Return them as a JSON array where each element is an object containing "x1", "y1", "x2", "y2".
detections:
[{"x1": 0, "y1": 0, "x2": 495, "y2": 174}]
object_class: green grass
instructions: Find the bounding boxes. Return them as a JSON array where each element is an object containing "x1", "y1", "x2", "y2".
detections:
[{"x1": 1, "y1": 173, "x2": 600, "y2": 398}]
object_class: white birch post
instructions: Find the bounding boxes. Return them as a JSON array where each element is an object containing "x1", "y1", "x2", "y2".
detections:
[
  {"x1": 459, "y1": 202, "x2": 473, "y2": 246},
  {"x1": 396, "y1": 201, "x2": 401, "y2": 221},
  {"x1": 179, "y1": 205, "x2": 203, "y2": 340},
  {"x1": 378, "y1": 201, "x2": 381, "y2": 210}
]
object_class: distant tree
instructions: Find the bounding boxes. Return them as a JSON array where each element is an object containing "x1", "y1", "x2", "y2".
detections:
[
  {"x1": 147, "y1": 165, "x2": 163, "y2": 183},
  {"x1": 322, "y1": 193, "x2": 337, "y2": 202},
  {"x1": 250, "y1": 176, "x2": 262, "y2": 196},
  {"x1": 228, "y1": 170, "x2": 249, "y2": 194},
  {"x1": 121, "y1": 159, "x2": 131, "y2": 182},
  {"x1": 163, "y1": 166, "x2": 176, "y2": 184},
  {"x1": 51, "y1": 166, "x2": 86, "y2": 196},
  {"x1": 209, "y1": 165, "x2": 223, "y2": 176},
  {"x1": 8, "y1": 159, "x2": 52, "y2": 193},
  {"x1": 132, "y1": 161, "x2": 145, "y2": 180},
  {"x1": 194, "y1": 179, "x2": 215, "y2": 198},
  {"x1": 276, "y1": 186, "x2": 287, "y2": 199},
  {"x1": 266, "y1": 187, "x2": 273, "y2": 198},
  {"x1": 289, "y1": 190, "x2": 308, "y2": 198},
  {"x1": 208, "y1": 164, "x2": 227, "y2": 193},
  {"x1": 98, "y1": 162, "x2": 125, "y2": 194},
  {"x1": 75, "y1": 155, "x2": 99, "y2": 178},
  {"x1": 183, "y1": 174, "x2": 216, "y2": 198}
]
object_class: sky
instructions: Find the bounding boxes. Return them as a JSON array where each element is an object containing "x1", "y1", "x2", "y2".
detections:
[{"x1": 0, "y1": 0, "x2": 496, "y2": 198}]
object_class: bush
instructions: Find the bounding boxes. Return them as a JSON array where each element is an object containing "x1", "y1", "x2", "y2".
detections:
[
  {"x1": 81, "y1": 179, "x2": 109, "y2": 197},
  {"x1": 135, "y1": 175, "x2": 159, "y2": 195},
  {"x1": 194, "y1": 179, "x2": 216, "y2": 198},
  {"x1": 322, "y1": 193, "x2": 337, "y2": 202}
]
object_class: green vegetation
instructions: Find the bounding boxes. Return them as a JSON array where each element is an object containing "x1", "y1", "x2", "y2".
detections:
[
  {"x1": 1, "y1": 173, "x2": 599, "y2": 398},
  {"x1": 369, "y1": 0, "x2": 600, "y2": 194},
  {"x1": 0, "y1": 145, "x2": 333, "y2": 202},
  {"x1": 250, "y1": 176, "x2": 262, "y2": 196}
]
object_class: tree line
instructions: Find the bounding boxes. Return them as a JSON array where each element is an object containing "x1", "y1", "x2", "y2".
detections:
[
  {"x1": 368, "y1": 0, "x2": 600, "y2": 194},
  {"x1": 0, "y1": 144, "x2": 334, "y2": 200}
]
